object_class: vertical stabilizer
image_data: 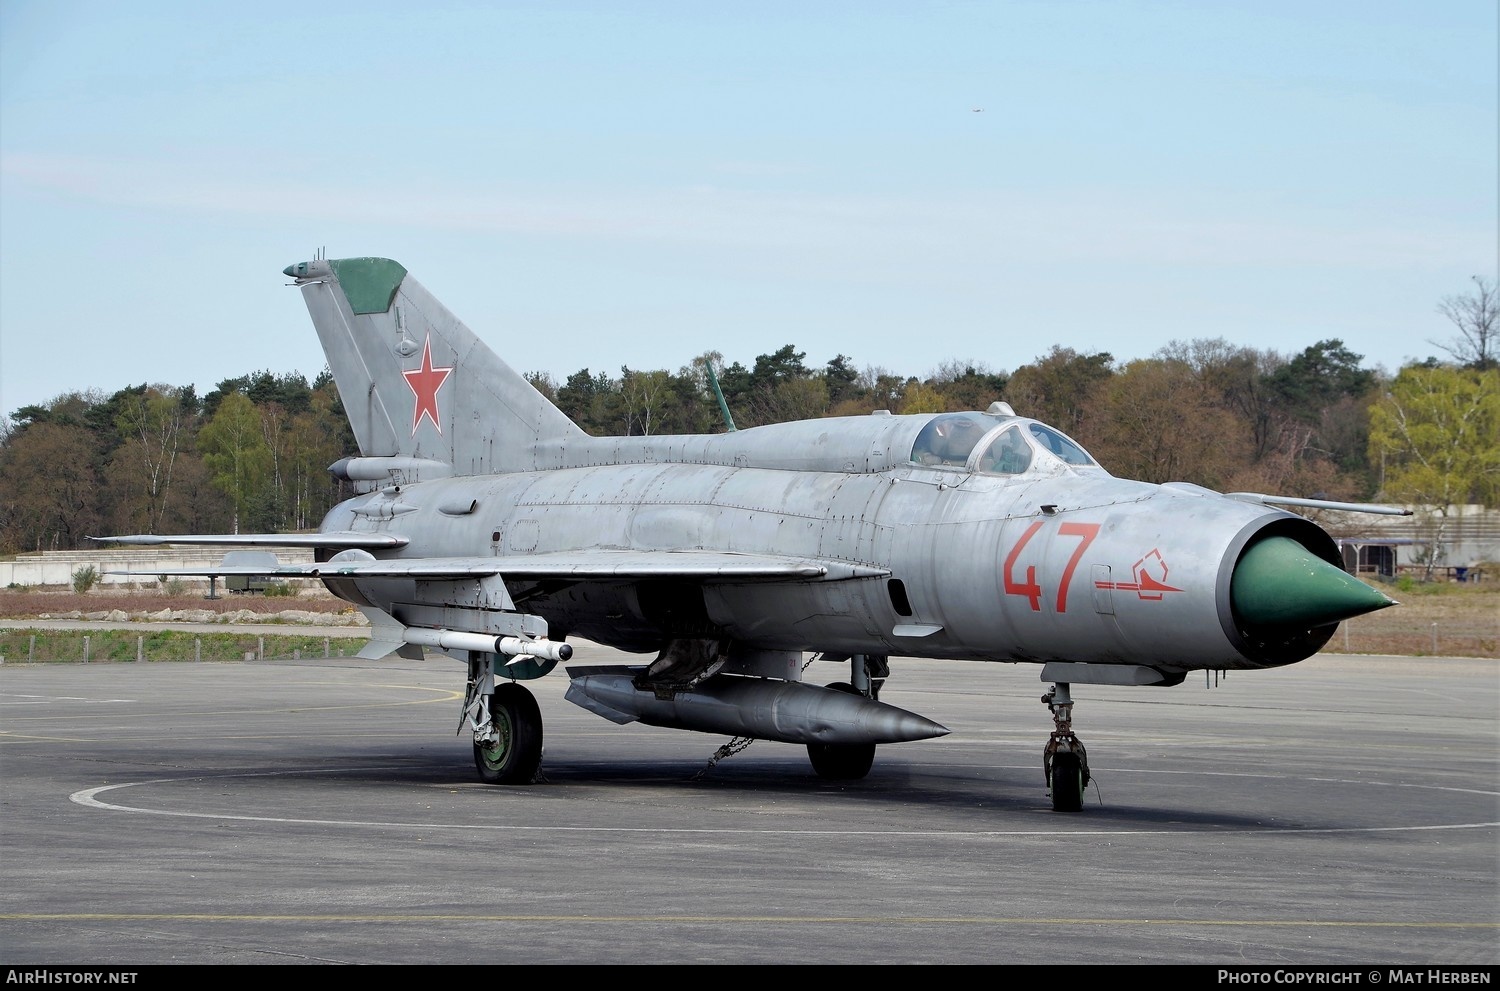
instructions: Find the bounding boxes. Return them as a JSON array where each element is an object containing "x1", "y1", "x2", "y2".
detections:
[{"x1": 284, "y1": 258, "x2": 585, "y2": 474}]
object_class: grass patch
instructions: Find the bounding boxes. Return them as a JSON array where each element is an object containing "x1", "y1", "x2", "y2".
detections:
[{"x1": 1389, "y1": 576, "x2": 1485, "y2": 597}]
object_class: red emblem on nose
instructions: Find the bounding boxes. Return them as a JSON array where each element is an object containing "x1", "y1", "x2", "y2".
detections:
[
  {"x1": 403, "y1": 335, "x2": 453, "y2": 435},
  {"x1": 1095, "y1": 549, "x2": 1184, "y2": 600}
]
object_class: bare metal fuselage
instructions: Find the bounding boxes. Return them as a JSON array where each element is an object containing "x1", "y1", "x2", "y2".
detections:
[{"x1": 320, "y1": 455, "x2": 1327, "y2": 676}]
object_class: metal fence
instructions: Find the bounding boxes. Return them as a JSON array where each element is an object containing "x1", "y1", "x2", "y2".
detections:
[
  {"x1": 0, "y1": 630, "x2": 369, "y2": 664},
  {"x1": 1318, "y1": 615, "x2": 1498, "y2": 658}
]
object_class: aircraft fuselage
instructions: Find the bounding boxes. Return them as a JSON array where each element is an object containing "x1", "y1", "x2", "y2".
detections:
[{"x1": 318, "y1": 457, "x2": 1336, "y2": 675}]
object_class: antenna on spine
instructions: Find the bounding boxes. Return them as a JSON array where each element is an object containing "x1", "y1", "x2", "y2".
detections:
[{"x1": 705, "y1": 358, "x2": 737, "y2": 432}]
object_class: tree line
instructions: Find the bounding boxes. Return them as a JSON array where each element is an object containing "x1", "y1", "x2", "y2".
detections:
[
  {"x1": 0, "y1": 371, "x2": 354, "y2": 553},
  {"x1": 2, "y1": 279, "x2": 1495, "y2": 556}
]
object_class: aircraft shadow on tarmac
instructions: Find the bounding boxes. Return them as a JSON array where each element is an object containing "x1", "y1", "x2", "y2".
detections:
[{"x1": 105, "y1": 744, "x2": 1332, "y2": 834}]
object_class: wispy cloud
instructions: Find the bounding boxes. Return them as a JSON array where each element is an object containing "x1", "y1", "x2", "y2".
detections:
[{"x1": 2, "y1": 150, "x2": 1477, "y2": 280}]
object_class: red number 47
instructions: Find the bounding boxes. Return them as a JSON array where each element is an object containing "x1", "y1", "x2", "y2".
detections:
[{"x1": 1002, "y1": 521, "x2": 1100, "y2": 613}]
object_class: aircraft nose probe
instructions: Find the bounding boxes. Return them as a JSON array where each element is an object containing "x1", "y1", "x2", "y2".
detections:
[{"x1": 1230, "y1": 536, "x2": 1397, "y2": 628}]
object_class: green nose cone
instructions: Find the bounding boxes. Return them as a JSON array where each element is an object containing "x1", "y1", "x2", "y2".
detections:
[{"x1": 1232, "y1": 536, "x2": 1396, "y2": 627}]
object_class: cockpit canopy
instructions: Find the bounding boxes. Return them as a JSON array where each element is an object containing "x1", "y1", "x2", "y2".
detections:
[{"x1": 909, "y1": 412, "x2": 1097, "y2": 475}]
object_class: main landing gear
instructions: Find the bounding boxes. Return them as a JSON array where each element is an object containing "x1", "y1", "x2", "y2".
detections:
[
  {"x1": 1042, "y1": 683, "x2": 1090, "y2": 812},
  {"x1": 806, "y1": 654, "x2": 889, "y2": 781},
  {"x1": 465, "y1": 651, "x2": 544, "y2": 784}
]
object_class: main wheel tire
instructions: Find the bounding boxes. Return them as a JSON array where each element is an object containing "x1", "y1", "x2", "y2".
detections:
[
  {"x1": 473, "y1": 683, "x2": 543, "y2": 785},
  {"x1": 806, "y1": 683, "x2": 877, "y2": 780},
  {"x1": 1049, "y1": 750, "x2": 1084, "y2": 812}
]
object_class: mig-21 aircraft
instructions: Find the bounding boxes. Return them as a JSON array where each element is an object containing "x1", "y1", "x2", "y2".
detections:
[{"x1": 97, "y1": 256, "x2": 1404, "y2": 811}]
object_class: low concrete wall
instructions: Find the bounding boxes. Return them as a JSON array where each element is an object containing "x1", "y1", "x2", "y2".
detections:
[{"x1": 0, "y1": 547, "x2": 318, "y2": 589}]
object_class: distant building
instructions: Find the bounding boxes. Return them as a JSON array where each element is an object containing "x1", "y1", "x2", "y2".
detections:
[{"x1": 1324, "y1": 504, "x2": 1498, "y2": 582}]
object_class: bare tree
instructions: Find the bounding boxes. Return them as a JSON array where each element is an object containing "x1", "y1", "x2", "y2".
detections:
[
  {"x1": 1433, "y1": 275, "x2": 1498, "y2": 370},
  {"x1": 113, "y1": 385, "x2": 187, "y2": 533},
  {"x1": 619, "y1": 367, "x2": 673, "y2": 436}
]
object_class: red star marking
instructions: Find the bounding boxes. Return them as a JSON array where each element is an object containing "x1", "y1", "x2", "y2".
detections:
[{"x1": 402, "y1": 335, "x2": 453, "y2": 436}]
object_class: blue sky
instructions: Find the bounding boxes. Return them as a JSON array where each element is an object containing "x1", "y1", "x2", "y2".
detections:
[{"x1": 2, "y1": 1, "x2": 1495, "y2": 420}]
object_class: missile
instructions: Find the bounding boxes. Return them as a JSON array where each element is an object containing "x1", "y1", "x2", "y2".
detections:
[
  {"x1": 564, "y1": 668, "x2": 950, "y2": 746},
  {"x1": 401, "y1": 627, "x2": 573, "y2": 662}
]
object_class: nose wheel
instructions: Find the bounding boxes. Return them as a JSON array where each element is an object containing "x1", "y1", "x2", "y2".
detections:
[{"x1": 1042, "y1": 683, "x2": 1090, "y2": 812}]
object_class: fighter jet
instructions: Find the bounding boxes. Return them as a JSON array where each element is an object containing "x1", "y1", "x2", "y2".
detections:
[{"x1": 97, "y1": 256, "x2": 1403, "y2": 812}]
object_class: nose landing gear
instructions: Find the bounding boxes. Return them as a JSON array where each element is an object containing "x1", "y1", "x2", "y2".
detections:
[{"x1": 1042, "y1": 683, "x2": 1090, "y2": 812}]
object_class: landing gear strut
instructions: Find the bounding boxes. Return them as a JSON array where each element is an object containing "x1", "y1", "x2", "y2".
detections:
[
  {"x1": 1042, "y1": 682, "x2": 1089, "y2": 812},
  {"x1": 465, "y1": 650, "x2": 543, "y2": 784},
  {"x1": 806, "y1": 654, "x2": 888, "y2": 781}
]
